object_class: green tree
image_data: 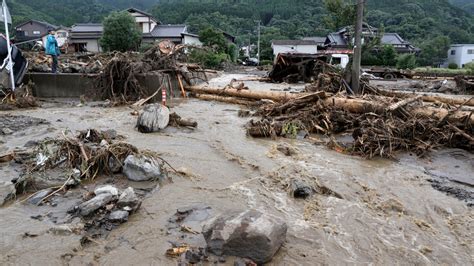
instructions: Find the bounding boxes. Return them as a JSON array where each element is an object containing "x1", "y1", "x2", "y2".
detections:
[
  {"x1": 396, "y1": 54, "x2": 417, "y2": 69},
  {"x1": 100, "y1": 11, "x2": 141, "y2": 52},
  {"x1": 323, "y1": 0, "x2": 356, "y2": 30},
  {"x1": 417, "y1": 36, "x2": 451, "y2": 66},
  {"x1": 380, "y1": 45, "x2": 397, "y2": 66},
  {"x1": 199, "y1": 27, "x2": 228, "y2": 53}
]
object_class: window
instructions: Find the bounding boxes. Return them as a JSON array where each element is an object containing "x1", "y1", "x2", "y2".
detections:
[
  {"x1": 451, "y1": 50, "x2": 456, "y2": 55},
  {"x1": 468, "y1": 49, "x2": 474, "y2": 54},
  {"x1": 24, "y1": 31, "x2": 29, "y2": 36},
  {"x1": 33, "y1": 31, "x2": 41, "y2": 35}
]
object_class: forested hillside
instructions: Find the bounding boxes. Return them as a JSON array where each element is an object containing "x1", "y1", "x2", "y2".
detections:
[
  {"x1": 7, "y1": 0, "x2": 474, "y2": 65},
  {"x1": 450, "y1": 0, "x2": 474, "y2": 14},
  {"x1": 151, "y1": 0, "x2": 474, "y2": 64}
]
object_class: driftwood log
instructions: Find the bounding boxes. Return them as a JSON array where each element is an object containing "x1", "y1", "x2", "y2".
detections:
[
  {"x1": 187, "y1": 85, "x2": 474, "y2": 125},
  {"x1": 193, "y1": 94, "x2": 260, "y2": 106},
  {"x1": 185, "y1": 85, "x2": 301, "y2": 102},
  {"x1": 377, "y1": 89, "x2": 474, "y2": 107}
]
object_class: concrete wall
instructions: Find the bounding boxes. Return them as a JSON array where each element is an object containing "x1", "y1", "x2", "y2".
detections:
[
  {"x1": 25, "y1": 71, "x2": 212, "y2": 100},
  {"x1": 183, "y1": 35, "x2": 202, "y2": 46},
  {"x1": 447, "y1": 44, "x2": 474, "y2": 68},
  {"x1": 272, "y1": 44, "x2": 317, "y2": 56},
  {"x1": 24, "y1": 73, "x2": 95, "y2": 98}
]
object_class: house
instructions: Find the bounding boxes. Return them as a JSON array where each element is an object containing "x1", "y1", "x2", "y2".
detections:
[
  {"x1": 143, "y1": 24, "x2": 188, "y2": 44},
  {"x1": 127, "y1": 8, "x2": 159, "y2": 34},
  {"x1": 446, "y1": 44, "x2": 474, "y2": 68},
  {"x1": 69, "y1": 24, "x2": 103, "y2": 53},
  {"x1": 302, "y1": 36, "x2": 326, "y2": 47},
  {"x1": 271, "y1": 40, "x2": 318, "y2": 57},
  {"x1": 14, "y1": 20, "x2": 58, "y2": 43},
  {"x1": 69, "y1": 8, "x2": 200, "y2": 53},
  {"x1": 323, "y1": 24, "x2": 419, "y2": 54},
  {"x1": 181, "y1": 33, "x2": 202, "y2": 46}
]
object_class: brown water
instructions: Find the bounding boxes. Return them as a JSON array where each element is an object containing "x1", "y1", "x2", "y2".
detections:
[{"x1": 0, "y1": 76, "x2": 473, "y2": 265}]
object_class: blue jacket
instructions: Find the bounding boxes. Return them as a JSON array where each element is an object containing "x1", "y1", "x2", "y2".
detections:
[{"x1": 45, "y1": 35, "x2": 60, "y2": 56}]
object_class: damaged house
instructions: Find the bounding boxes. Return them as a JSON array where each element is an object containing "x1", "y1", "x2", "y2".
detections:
[{"x1": 323, "y1": 23, "x2": 420, "y2": 54}]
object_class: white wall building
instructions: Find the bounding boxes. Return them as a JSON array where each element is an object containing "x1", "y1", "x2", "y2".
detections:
[
  {"x1": 447, "y1": 44, "x2": 474, "y2": 68},
  {"x1": 271, "y1": 40, "x2": 318, "y2": 57},
  {"x1": 182, "y1": 33, "x2": 202, "y2": 46},
  {"x1": 127, "y1": 8, "x2": 159, "y2": 34}
]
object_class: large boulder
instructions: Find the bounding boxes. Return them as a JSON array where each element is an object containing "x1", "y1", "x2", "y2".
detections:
[
  {"x1": 137, "y1": 104, "x2": 170, "y2": 133},
  {"x1": 202, "y1": 210, "x2": 287, "y2": 264},
  {"x1": 0, "y1": 181, "x2": 15, "y2": 206},
  {"x1": 123, "y1": 154, "x2": 165, "y2": 182}
]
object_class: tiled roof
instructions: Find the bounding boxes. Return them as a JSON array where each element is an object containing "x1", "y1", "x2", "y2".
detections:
[
  {"x1": 148, "y1": 25, "x2": 187, "y2": 37},
  {"x1": 302, "y1": 37, "x2": 327, "y2": 43},
  {"x1": 272, "y1": 40, "x2": 317, "y2": 46},
  {"x1": 71, "y1": 23, "x2": 103, "y2": 33}
]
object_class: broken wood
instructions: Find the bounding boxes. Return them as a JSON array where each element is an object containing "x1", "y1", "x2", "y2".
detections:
[
  {"x1": 177, "y1": 74, "x2": 187, "y2": 98},
  {"x1": 186, "y1": 85, "x2": 302, "y2": 102},
  {"x1": 192, "y1": 94, "x2": 260, "y2": 106},
  {"x1": 377, "y1": 89, "x2": 474, "y2": 107},
  {"x1": 321, "y1": 97, "x2": 474, "y2": 125},
  {"x1": 388, "y1": 95, "x2": 422, "y2": 112}
]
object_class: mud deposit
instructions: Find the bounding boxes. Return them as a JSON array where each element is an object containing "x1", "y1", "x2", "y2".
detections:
[{"x1": 1, "y1": 76, "x2": 473, "y2": 265}]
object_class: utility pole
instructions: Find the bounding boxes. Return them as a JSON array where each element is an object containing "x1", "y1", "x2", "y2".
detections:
[
  {"x1": 351, "y1": 0, "x2": 365, "y2": 94},
  {"x1": 257, "y1": 20, "x2": 261, "y2": 65}
]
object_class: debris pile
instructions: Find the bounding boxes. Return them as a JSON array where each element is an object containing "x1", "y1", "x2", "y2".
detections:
[
  {"x1": 246, "y1": 91, "x2": 473, "y2": 158},
  {"x1": 268, "y1": 53, "x2": 330, "y2": 83},
  {"x1": 26, "y1": 41, "x2": 209, "y2": 104},
  {"x1": 24, "y1": 52, "x2": 110, "y2": 74},
  {"x1": 12, "y1": 129, "x2": 169, "y2": 196},
  {"x1": 455, "y1": 75, "x2": 474, "y2": 94}
]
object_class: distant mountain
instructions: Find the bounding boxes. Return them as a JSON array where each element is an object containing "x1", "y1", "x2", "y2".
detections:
[
  {"x1": 7, "y1": 0, "x2": 474, "y2": 65},
  {"x1": 450, "y1": 0, "x2": 474, "y2": 14},
  {"x1": 98, "y1": 0, "x2": 158, "y2": 10}
]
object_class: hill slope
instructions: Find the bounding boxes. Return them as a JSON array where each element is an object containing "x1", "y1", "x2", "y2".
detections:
[{"x1": 7, "y1": 0, "x2": 474, "y2": 65}]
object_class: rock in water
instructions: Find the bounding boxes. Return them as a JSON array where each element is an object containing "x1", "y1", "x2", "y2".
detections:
[
  {"x1": 117, "y1": 187, "x2": 141, "y2": 211},
  {"x1": 78, "y1": 193, "x2": 116, "y2": 216},
  {"x1": 203, "y1": 210, "x2": 287, "y2": 264},
  {"x1": 0, "y1": 181, "x2": 16, "y2": 206},
  {"x1": 123, "y1": 154, "x2": 165, "y2": 182},
  {"x1": 108, "y1": 210, "x2": 129, "y2": 223},
  {"x1": 137, "y1": 104, "x2": 170, "y2": 133},
  {"x1": 27, "y1": 188, "x2": 54, "y2": 205}
]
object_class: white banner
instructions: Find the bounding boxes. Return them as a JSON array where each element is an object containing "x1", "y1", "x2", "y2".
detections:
[{"x1": 0, "y1": 0, "x2": 11, "y2": 24}]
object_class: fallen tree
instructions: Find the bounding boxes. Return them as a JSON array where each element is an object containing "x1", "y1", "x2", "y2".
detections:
[
  {"x1": 247, "y1": 92, "x2": 473, "y2": 158},
  {"x1": 185, "y1": 85, "x2": 300, "y2": 102},
  {"x1": 187, "y1": 85, "x2": 474, "y2": 125},
  {"x1": 376, "y1": 89, "x2": 474, "y2": 107}
]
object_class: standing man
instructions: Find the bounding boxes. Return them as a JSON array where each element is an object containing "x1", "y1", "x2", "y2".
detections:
[{"x1": 45, "y1": 28, "x2": 60, "y2": 73}]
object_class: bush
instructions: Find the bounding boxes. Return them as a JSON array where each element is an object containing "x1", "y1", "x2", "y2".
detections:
[
  {"x1": 100, "y1": 11, "x2": 142, "y2": 52},
  {"x1": 260, "y1": 60, "x2": 273, "y2": 65},
  {"x1": 448, "y1": 63, "x2": 458, "y2": 69},
  {"x1": 139, "y1": 42, "x2": 153, "y2": 53},
  {"x1": 465, "y1": 62, "x2": 474, "y2": 74},
  {"x1": 380, "y1": 45, "x2": 397, "y2": 66},
  {"x1": 226, "y1": 43, "x2": 238, "y2": 63},
  {"x1": 188, "y1": 48, "x2": 228, "y2": 69},
  {"x1": 396, "y1": 54, "x2": 417, "y2": 69}
]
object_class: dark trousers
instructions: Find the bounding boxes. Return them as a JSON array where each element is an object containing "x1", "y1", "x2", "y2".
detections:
[{"x1": 51, "y1": 55, "x2": 58, "y2": 73}]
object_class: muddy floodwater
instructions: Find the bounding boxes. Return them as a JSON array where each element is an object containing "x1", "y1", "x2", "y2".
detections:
[{"x1": 1, "y1": 74, "x2": 473, "y2": 265}]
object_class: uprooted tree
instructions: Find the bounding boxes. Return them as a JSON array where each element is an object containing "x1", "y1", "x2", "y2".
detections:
[{"x1": 100, "y1": 11, "x2": 142, "y2": 52}]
